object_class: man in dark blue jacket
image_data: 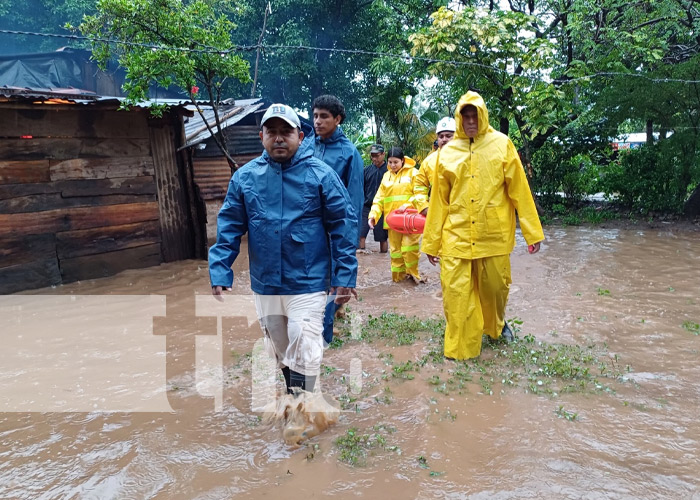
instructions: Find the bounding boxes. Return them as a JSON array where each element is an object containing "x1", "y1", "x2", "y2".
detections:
[
  {"x1": 209, "y1": 104, "x2": 358, "y2": 394},
  {"x1": 359, "y1": 144, "x2": 388, "y2": 254},
  {"x1": 309, "y1": 95, "x2": 364, "y2": 345}
]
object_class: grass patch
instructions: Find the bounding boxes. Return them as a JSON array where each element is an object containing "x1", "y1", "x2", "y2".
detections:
[
  {"x1": 541, "y1": 202, "x2": 623, "y2": 227},
  {"x1": 328, "y1": 335, "x2": 345, "y2": 349},
  {"x1": 348, "y1": 313, "x2": 628, "y2": 398},
  {"x1": 335, "y1": 426, "x2": 398, "y2": 466},
  {"x1": 579, "y1": 206, "x2": 620, "y2": 224},
  {"x1": 360, "y1": 312, "x2": 444, "y2": 345},
  {"x1": 327, "y1": 313, "x2": 631, "y2": 468},
  {"x1": 484, "y1": 334, "x2": 624, "y2": 396},
  {"x1": 562, "y1": 214, "x2": 582, "y2": 226}
]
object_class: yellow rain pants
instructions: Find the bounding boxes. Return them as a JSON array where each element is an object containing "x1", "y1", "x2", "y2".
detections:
[
  {"x1": 388, "y1": 229, "x2": 421, "y2": 282},
  {"x1": 441, "y1": 254, "x2": 511, "y2": 360}
]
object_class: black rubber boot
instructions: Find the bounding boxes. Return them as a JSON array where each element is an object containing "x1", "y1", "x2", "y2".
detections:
[
  {"x1": 290, "y1": 369, "x2": 316, "y2": 394},
  {"x1": 281, "y1": 367, "x2": 293, "y2": 394},
  {"x1": 501, "y1": 322, "x2": 515, "y2": 343}
]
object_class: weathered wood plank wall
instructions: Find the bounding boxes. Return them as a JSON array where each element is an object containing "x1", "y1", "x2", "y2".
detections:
[
  {"x1": 191, "y1": 124, "x2": 263, "y2": 200},
  {"x1": 0, "y1": 104, "x2": 165, "y2": 294},
  {"x1": 149, "y1": 117, "x2": 194, "y2": 262}
]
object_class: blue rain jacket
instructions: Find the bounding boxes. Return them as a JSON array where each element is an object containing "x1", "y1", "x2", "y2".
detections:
[
  {"x1": 208, "y1": 145, "x2": 358, "y2": 295},
  {"x1": 307, "y1": 126, "x2": 364, "y2": 240}
]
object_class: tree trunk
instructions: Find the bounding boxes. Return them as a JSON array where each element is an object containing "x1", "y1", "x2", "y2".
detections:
[
  {"x1": 684, "y1": 183, "x2": 700, "y2": 216},
  {"x1": 500, "y1": 117, "x2": 509, "y2": 135},
  {"x1": 646, "y1": 119, "x2": 654, "y2": 145},
  {"x1": 374, "y1": 112, "x2": 382, "y2": 144}
]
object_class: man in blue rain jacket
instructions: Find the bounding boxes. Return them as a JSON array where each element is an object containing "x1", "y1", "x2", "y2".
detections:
[
  {"x1": 209, "y1": 103, "x2": 358, "y2": 394},
  {"x1": 308, "y1": 95, "x2": 364, "y2": 345}
]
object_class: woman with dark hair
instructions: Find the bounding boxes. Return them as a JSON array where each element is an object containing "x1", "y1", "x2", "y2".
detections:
[{"x1": 368, "y1": 147, "x2": 423, "y2": 283}]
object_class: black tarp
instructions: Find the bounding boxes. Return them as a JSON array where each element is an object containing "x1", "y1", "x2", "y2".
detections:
[
  {"x1": 0, "y1": 48, "x2": 183, "y2": 98},
  {"x1": 0, "y1": 49, "x2": 95, "y2": 90}
]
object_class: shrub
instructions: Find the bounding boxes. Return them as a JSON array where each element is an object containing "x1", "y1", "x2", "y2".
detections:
[
  {"x1": 598, "y1": 143, "x2": 687, "y2": 214},
  {"x1": 532, "y1": 143, "x2": 601, "y2": 208}
]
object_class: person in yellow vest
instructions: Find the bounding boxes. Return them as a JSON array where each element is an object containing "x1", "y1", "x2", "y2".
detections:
[
  {"x1": 406, "y1": 116, "x2": 456, "y2": 216},
  {"x1": 368, "y1": 147, "x2": 422, "y2": 283},
  {"x1": 422, "y1": 91, "x2": 544, "y2": 360}
]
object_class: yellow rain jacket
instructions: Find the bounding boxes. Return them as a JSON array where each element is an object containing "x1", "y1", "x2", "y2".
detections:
[
  {"x1": 369, "y1": 157, "x2": 421, "y2": 282},
  {"x1": 368, "y1": 157, "x2": 417, "y2": 228},
  {"x1": 409, "y1": 150, "x2": 437, "y2": 213},
  {"x1": 422, "y1": 92, "x2": 544, "y2": 259}
]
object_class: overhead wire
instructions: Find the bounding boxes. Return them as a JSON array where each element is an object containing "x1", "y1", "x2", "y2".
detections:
[{"x1": 1, "y1": 28, "x2": 700, "y2": 85}]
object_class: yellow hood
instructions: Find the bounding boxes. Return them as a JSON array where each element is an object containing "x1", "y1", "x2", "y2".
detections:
[{"x1": 453, "y1": 91, "x2": 493, "y2": 140}]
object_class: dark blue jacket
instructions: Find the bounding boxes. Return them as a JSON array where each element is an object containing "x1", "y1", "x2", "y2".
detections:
[
  {"x1": 363, "y1": 161, "x2": 387, "y2": 208},
  {"x1": 208, "y1": 145, "x2": 358, "y2": 295},
  {"x1": 307, "y1": 126, "x2": 364, "y2": 241}
]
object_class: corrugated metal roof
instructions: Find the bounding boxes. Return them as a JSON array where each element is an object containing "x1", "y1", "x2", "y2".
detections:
[
  {"x1": 183, "y1": 98, "x2": 265, "y2": 147},
  {"x1": 0, "y1": 86, "x2": 197, "y2": 109},
  {"x1": 0, "y1": 85, "x2": 102, "y2": 102}
]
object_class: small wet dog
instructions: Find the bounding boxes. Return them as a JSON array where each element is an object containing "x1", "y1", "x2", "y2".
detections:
[{"x1": 264, "y1": 391, "x2": 340, "y2": 446}]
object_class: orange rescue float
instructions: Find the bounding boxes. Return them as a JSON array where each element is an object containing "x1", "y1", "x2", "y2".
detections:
[{"x1": 385, "y1": 208, "x2": 426, "y2": 234}]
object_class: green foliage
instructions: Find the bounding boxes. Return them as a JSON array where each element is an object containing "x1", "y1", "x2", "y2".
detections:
[
  {"x1": 381, "y1": 97, "x2": 439, "y2": 162},
  {"x1": 533, "y1": 145, "x2": 602, "y2": 208},
  {"x1": 346, "y1": 130, "x2": 376, "y2": 164},
  {"x1": 561, "y1": 213, "x2": 582, "y2": 226},
  {"x1": 561, "y1": 154, "x2": 600, "y2": 204},
  {"x1": 348, "y1": 312, "x2": 626, "y2": 399},
  {"x1": 598, "y1": 143, "x2": 692, "y2": 214},
  {"x1": 77, "y1": 0, "x2": 250, "y2": 165},
  {"x1": 410, "y1": 6, "x2": 568, "y2": 145},
  {"x1": 579, "y1": 206, "x2": 619, "y2": 224},
  {"x1": 360, "y1": 312, "x2": 444, "y2": 346},
  {"x1": 79, "y1": 0, "x2": 250, "y2": 108},
  {"x1": 392, "y1": 360, "x2": 417, "y2": 380},
  {"x1": 554, "y1": 405, "x2": 579, "y2": 422},
  {"x1": 681, "y1": 321, "x2": 700, "y2": 336},
  {"x1": 335, "y1": 426, "x2": 397, "y2": 467},
  {"x1": 5, "y1": 0, "x2": 700, "y2": 214},
  {"x1": 229, "y1": 0, "x2": 445, "y2": 133},
  {"x1": 0, "y1": 0, "x2": 96, "y2": 53}
]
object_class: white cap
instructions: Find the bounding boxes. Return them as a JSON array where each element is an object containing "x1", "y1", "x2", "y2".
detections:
[
  {"x1": 436, "y1": 117, "x2": 456, "y2": 133},
  {"x1": 261, "y1": 103, "x2": 301, "y2": 129}
]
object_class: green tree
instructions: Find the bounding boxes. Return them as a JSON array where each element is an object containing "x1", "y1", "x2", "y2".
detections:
[
  {"x1": 79, "y1": 0, "x2": 250, "y2": 169},
  {"x1": 410, "y1": 6, "x2": 569, "y2": 175},
  {"x1": 563, "y1": 0, "x2": 700, "y2": 210},
  {"x1": 381, "y1": 96, "x2": 438, "y2": 163},
  {"x1": 0, "y1": 0, "x2": 96, "y2": 54},
  {"x1": 228, "y1": 0, "x2": 447, "y2": 135},
  {"x1": 411, "y1": 0, "x2": 700, "y2": 212}
]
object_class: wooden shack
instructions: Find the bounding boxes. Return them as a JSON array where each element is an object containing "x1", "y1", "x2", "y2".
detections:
[
  {"x1": 0, "y1": 89, "x2": 207, "y2": 294},
  {"x1": 185, "y1": 98, "x2": 266, "y2": 200}
]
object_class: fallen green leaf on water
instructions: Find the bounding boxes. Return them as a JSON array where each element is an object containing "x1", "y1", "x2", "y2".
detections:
[
  {"x1": 681, "y1": 321, "x2": 699, "y2": 335},
  {"x1": 555, "y1": 405, "x2": 579, "y2": 421}
]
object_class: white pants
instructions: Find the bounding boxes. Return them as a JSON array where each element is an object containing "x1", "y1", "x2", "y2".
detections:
[{"x1": 254, "y1": 292, "x2": 326, "y2": 377}]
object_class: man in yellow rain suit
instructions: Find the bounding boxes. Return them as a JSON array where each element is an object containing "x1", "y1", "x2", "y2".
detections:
[
  {"x1": 422, "y1": 91, "x2": 544, "y2": 360},
  {"x1": 368, "y1": 147, "x2": 422, "y2": 283}
]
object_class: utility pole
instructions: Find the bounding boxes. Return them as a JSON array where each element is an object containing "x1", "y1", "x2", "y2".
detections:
[{"x1": 251, "y1": 2, "x2": 271, "y2": 98}]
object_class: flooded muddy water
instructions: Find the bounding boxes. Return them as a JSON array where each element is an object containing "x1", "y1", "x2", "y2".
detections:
[{"x1": 1, "y1": 220, "x2": 699, "y2": 499}]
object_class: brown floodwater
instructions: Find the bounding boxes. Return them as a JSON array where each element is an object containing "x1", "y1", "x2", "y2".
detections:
[{"x1": 1, "y1": 222, "x2": 699, "y2": 499}]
